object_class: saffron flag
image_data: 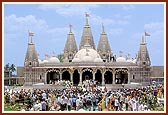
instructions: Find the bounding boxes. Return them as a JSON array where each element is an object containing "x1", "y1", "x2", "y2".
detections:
[
  {"x1": 85, "y1": 12, "x2": 90, "y2": 17},
  {"x1": 29, "y1": 32, "x2": 34, "y2": 36},
  {"x1": 145, "y1": 32, "x2": 150, "y2": 36}
]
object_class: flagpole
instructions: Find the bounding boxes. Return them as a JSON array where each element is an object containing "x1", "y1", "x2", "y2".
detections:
[
  {"x1": 144, "y1": 32, "x2": 151, "y2": 44},
  {"x1": 145, "y1": 34, "x2": 146, "y2": 43},
  {"x1": 144, "y1": 31, "x2": 146, "y2": 43},
  {"x1": 28, "y1": 30, "x2": 29, "y2": 44}
]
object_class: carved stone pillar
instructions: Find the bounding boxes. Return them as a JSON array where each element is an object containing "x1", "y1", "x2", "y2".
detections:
[
  {"x1": 70, "y1": 72, "x2": 73, "y2": 82},
  {"x1": 128, "y1": 71, "x2": 130, "y2": 84},
  {"x1": 102, "y1": 70, "x2": 105, "y2": 85},
  {"x1": 60, "y1": 71, "x2": 62, "y2": 80},
  {"x1": 79, "y1": 70, "x2": 82, "y2": 85},
  {"x1": 44, "y1": 72, "x2": 48, "y2": 84},
  {"x1": 112, "y1": 71, "x2": 116, "y2": 84},
  {"x1": 93, "y1": 69, "x2": 96, "y2": 81},
  {"x1": 9, "y1": 79, "x2": 11, "y2": 86}
]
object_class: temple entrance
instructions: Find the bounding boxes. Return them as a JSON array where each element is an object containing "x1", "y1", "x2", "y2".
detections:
[
  {"x1": 47, "y1": 71, "x2": 60, "y2": 84},
  {"x1": 82, "y1": 71, "x2": 93, "y2": 82},
  {"x1": 62, "y1": 71, "x2": 70, "y2": 81},
  {"x1": 95, "y1": 70, "x2": 102, "y2": 84},
  {"x1": 73, "y1": 70, "x2": 80, "y2": 85},
  {"x1": 104, "y1": 71, "x2": 112, "y2": 84},
  {"x1": 115, "y1": 71, "x2": 128, "y2": 84}
]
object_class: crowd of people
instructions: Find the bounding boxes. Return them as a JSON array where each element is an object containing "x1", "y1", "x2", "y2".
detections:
[{"x1": 4, "y1": 80, "x2": 164, "y2": 111}]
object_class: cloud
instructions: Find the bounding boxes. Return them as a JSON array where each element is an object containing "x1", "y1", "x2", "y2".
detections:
[
  {"x1": 109, "y1": 28, "x2": 123, "y2": 35},
  {"x1": 4, "y1": 14, "x2": 70, "y2": 40},
  {"x1": 38, "y1": 4, "x2": 130, "y2": 27},
  {"x1": 89, "y1": 14, "x2": 130, "y2": 26},
  {"x1": 144, "y1": 22, "x2": 164, "y2": 41},
  {"x1": 144, "y1": 22, "x2": 163, "y2": 32},
  {"x1": 89, "y1": 15, "x2": 115, "y2": 26},
  {"x1": 38, "y1": 4, "x2": 99, "y2": 17},
  {"x1": 4, "y1": 14, "x2": 71, "y2": 59},
  {"x1": 122, "y1": 4, "x2": 135, "y2": 11},
  {"x1": 132, "y1": 22, "x2": 164, "y2": 38},
  {"x1": 5, "y1": 14, "x2": 48, "y2": 33}
]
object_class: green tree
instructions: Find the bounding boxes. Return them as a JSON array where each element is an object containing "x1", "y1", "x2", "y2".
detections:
[
  {"x1": 57, "y1": 54, "x2": 63, "y2": 62},
  {"x1": 4, "y1": 63, "x2": 10, "y2": 71},
  {"x1": 10, "y1": 64, "x2": 16, "y2": 73},
  {"x1": 4, "y1": 63, "x2": 16, "y2": 76}
]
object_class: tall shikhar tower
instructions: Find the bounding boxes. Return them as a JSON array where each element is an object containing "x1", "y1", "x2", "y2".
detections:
[
  {"x1": 24, "y1": 31, "x2": 39, "y2": 85},
  {"x1": 97, "y1": 23, "x2": 112, "y2": 62},
  {"x1": 136, "y1": 36, "x2": 151, "y2": 66},
  {"x1": 24, "y1": 32, "x2": 39, "y2": 67},
  {"x1": 79, "y1": 13, "x2": 96, "y2": 50},
  {"x1": 63, "y1": 24, "x2": 78, "y2": 62}
]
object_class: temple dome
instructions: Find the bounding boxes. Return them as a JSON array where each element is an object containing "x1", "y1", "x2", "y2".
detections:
[
  {"x1": 133, "y1": 59, "x2": 137, "y2": 63},
  {"x1": 126, "y1": 59, "x2": 133, "y2": 63},
  {"x1": 72, "y1": 47, "x2": 102, "y2": 63},
  {"x1": 38, "y1": 59, "x2": 42, "y2": 63},
  {"x1": 48, "y1": 56, "x2": 60, "y2": 64},
  {"x1": 42, "y1": 59, "x2": 48, "y2": 64},
  {"x1": 38, "y1": 59, "x2": 43, "y2": 66},
  {"x1": 94, "y1": 57, "x2": 103, "y2": 62},
  {"x1": 116, "y1": 56, "x2": 126, "y2": 62},
  {"x1": 82, "y1": 55, "x2": 93, "y2": 62},
  {"x1": 72, "y1": 57, "x2": 81, "y2": 62}
]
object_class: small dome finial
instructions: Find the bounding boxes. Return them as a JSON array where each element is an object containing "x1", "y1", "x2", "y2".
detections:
[
  {"x1": 52, "y1": 51, "x2": 56, "y2": 57},
  {"x1": 119, "y1": 50, "x2": 123, "y2": 57},
  {"x1": 45, "y1": 54, "x2": 49, "y2": 60},
  {"x1": 127, "y1": 53, "x2": 131, "y2": 59}
]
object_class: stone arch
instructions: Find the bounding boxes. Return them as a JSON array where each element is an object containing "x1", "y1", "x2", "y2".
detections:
[
  {"x1": 82, "y1": 68, "x2": 93, "y2": 82},
  {"x1": 104, "y1": 70, "x2": 112, "y2": 84},
  {"x1": 46, "y1": 69, "x2": 60, "y2": 84},
  {"x1": 62, "y1": 70, "x2": 70, "y2": 81},
  {"x1": 115, "y1": 68, "x2": 128, "y2": 84}
]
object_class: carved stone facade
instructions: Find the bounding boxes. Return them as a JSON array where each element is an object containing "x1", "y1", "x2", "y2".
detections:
[{"x1": 22, "y1": 14, "x2": 151, "y2": 86}]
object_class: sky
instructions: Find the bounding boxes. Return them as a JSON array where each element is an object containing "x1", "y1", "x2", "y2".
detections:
[{"x1": 3, "y1": 3, "x2": 165, "y2": 67}]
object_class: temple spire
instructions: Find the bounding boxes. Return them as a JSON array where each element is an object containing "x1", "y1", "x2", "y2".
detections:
[
  {"x1": 63, "y1": 24, "x2": 78, "y2": 62},
  {"x1": 97, "y1": 24, "x2": 112, "y2": 62},
  {"x1": 136, "y1": 35, "x2": 151, "y2": 66},
  {"x1": 79, "y1": 12, "x2": 95, "y2": 50},
  {"x1": 24, "y1": 31, "x2": 39, "y2": 67}
]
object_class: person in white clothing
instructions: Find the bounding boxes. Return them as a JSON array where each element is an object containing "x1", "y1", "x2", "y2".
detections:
[
  {"x1": 138, "y1": 103, "x2": 144, "y2": 111},
  {"x1": 33, "y1": 100, "x2": 41, "y2": 111},
  {"x1": 114, "y1": 98, "x2": 119, "y2": 111}
]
